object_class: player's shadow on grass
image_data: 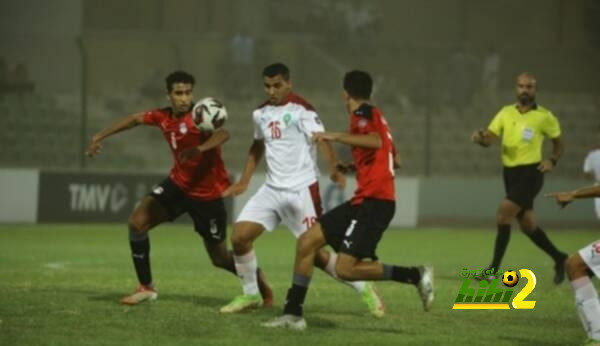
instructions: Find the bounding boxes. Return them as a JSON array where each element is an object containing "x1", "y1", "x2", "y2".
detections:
[
  {"x1": 160, "y1": 293, "x2": 230, "y2": 307},
  {"x1": 309, "y1": 316, "x2": 410, "y2": 334},
  {"x1": 436, "y1": 273, "x2": 472, "y2": 282},
  {"x1": 88, "y1": 292, "x2": 126, "y2": 302},
  {"x1": 503, "y1": 335, "x2": 566, "y2": 346},
  {"x1": 86, "y1": 292, "x2": 229, "y2": 308}
]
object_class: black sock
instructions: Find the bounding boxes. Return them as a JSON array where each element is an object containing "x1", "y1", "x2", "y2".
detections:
[
  {"x1": 221, "y1": 251, "x2": 237, "y2": 275},
  {"x1": 527, "y1": 227, "x2": 567, "y2": 264},
  {"x1": 490, "y1": 224, "x2": 511, "y2": 269},
  {"x1": 129, "y1": 233, "x2": 152, "y2": 286},
  {"x1": 383, "y1": 265, "x2": 420, "y2": 284},
  {"x1": 283, "y1": 274, "x2": 311, "y2": 317}
]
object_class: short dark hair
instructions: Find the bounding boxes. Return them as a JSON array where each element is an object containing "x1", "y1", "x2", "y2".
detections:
[
  {"x1": 343, "y1": 70, "x2": 372, "y2": 100},
  {"x1": 262, "y1": 63, "x2": 290, "y2": 80},
  {"x1": 165, "y1": 71, "x2": 195, "y2": 92}
]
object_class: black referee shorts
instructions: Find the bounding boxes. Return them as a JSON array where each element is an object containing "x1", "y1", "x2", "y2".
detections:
[
  {"x1": 503, "y1": 163, "x2": 544, "y2": 210},
  {"x1": 319, "y1": 198, "x2": 395, "y2": 260},
  {"x1": 149, "y1": 178, "x2": 227, "y2": 244}
]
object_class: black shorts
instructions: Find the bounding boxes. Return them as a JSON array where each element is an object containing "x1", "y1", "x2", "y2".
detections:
[
  {"x1": 319, "y1": 198, "x2": 395, "y2": 260},
  {"x1": 503, "y1": 163, "x2": 544, "y2": 210},
  {"x1": 149, "y1": 178, "x2": 227, "y2": 244}
]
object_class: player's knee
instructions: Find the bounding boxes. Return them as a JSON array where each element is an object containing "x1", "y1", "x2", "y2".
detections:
[
  {"x1": 297, "y1": 232, "x2": 318, "y2": 257},
  {"x1": 519, "y1": 223, "x2": 535, "y2": 235},
  {"x1": 313, "y1": 250, "x2": 329, "y2": 269},
  {"x1": 566, "y1": 254, "x2": 586, "y2": 279},
  {"x1": 128, "y1": 213, "x2": 150, "y2": 234},
  {"x1": 495, "y1": 213, "x2": 511, "y2": 225},
  {"x1": 230, "y1": 230, "x2": 252, "y2": 252},
  {"x1": 517, "y1": 219, "x2": 535, "y2": 234},
  {"x1": 335, "y1": 262, "x2": 355, "y2": 281}
]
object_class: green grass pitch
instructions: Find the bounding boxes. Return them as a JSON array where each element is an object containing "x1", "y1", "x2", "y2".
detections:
[{"x1": 0, "y1": 224, "x2": 596, "y2": 345}]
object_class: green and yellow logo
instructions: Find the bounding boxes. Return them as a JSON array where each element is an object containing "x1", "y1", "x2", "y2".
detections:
[
  {"x1": 283, "y1": 113, "x2": 292, "y2": 126},
  {"x1": 452, "y1": 269, "x2": 536, "y2": 310}
]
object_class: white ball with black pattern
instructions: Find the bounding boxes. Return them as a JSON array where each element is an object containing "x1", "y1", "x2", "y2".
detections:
[{"x1": 192, "y1": 97, "x2": 228, "y2": 131}]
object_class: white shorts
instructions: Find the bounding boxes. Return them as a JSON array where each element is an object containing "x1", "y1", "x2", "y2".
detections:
[
  {"x1": 236, "y1": 182, "x2": 322, "y2": 238},
  {"x1": 579, "y1": 240, "x2": 600, "y2": 277},
  {"x1": 595, "y1": 198, "x2": 600, "y2": 219}
]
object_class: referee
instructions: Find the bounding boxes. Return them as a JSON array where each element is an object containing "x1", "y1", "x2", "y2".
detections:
[{"x1": 471, "y1": 72, "x2": 567, "y2": 284}]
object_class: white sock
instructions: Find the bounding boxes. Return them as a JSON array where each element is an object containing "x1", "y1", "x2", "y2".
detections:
[
  {"x1": 323, "y1": 252, "x2": 366, "y2": 293},
  {"x1": 572, "y1": 276, "x2": 600, "y2": 339},
  {"x1": 234, "y1": 250, "x2": 259, "y2": 296}
]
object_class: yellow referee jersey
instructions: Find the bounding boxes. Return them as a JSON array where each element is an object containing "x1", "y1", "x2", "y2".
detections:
[{"x1": 488, "y1": 104, "x2": 561, "y2": 167}]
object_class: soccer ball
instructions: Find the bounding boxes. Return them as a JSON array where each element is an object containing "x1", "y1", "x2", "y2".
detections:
[
  {"x1": 502, "y1": 270, "x2": 519, "y2": 287},
  {"x1": 192, "y1": 97, "x2": 228, "y2": 131}
]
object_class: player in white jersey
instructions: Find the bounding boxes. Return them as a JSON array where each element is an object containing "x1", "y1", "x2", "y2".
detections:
[
  {"x1": 584, "y1": 147, "x2": 600, "y2": 219},
  {"x1": 546, "y1": 185, "x2": 600, "y2": 345},
  {"x1": 220, "y1": 63, "x2": 384, "y2": 316}
]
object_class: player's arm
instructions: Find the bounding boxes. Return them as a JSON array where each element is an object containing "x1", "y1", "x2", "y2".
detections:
[
  {"x1": 392, "y1": 142, "x2": 401, "y2": 169},
  {"x1": 570, "y1": 185, "x2": 600, "y2": 199},
  {"x1": 222, "y1": 139, "x2": 265, "y2": 197},
  {"x1": 198, "y1": 128, "x2": 230, "y2": 151},
  {"x1": 86, "y1": 112, "x2": 145, "y2": 157},
  {"x1": 545, "y1": 185, "x2": 600, "y2": 208},
  {"x1": 313, "y1": 131, "x2": 382, "y2": 149},
  {"x1": 471, "y1": 128, "x2": 497, "y2": 147},
  {"x1": 178, "y1": 128, "x2": 230, "y2": 163},
  {"x1": 538, "y1": 136, "x2": 564, "y2": 173},
  {"x1": 317, "y1": 140, "x2": 345, "y2": 189}
]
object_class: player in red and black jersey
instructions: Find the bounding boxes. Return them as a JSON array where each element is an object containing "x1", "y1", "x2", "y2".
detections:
[
  {"x1": 86, "y1": 71, "x2": 272, "y2": 305},
  {"x1": 263, "y1": 70, "x2": 434, "y2": 330}
]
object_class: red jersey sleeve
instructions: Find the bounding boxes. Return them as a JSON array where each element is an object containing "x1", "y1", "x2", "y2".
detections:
[
  {"x1": 142, "y1": 109, "x2": 164, "y2": 126},
  {"x1": 350, "y1": 113, "x2": 377, "y2": 135}
]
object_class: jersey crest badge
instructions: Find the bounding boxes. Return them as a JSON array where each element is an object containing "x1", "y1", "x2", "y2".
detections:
[
  {"x1": 283, "y1": 113, "x2": 292, "y2": 126},
  {"x1": 179, "y1": 122, "x2": 188, "y2": 134}
]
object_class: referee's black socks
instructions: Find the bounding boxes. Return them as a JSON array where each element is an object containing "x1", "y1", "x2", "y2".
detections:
[
  {"x1": 129, "y1": 231, "x2": 152, "y2": 286},
  {"x1": 527, "y1": 227, "x2": 567, "y2": 264},
  {"x1": 490, "y1": 224, "x2": 511, "y2": 270}
]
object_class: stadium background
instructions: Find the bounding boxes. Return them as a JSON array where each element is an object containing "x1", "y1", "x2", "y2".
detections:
[
  {"x1": 1, "y1": 1, "x2": 599, "y2": 345},
  {"x1": 1, "y1": 0, "x2": 599, "y2": 226}
]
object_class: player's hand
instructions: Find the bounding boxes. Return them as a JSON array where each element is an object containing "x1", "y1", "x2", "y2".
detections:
[
  {"x1": 537, "y1": 159, "x2": 554, "y2": 173},
  {"x1": 330, "y1": 171, "x2": 346, "y2": 190},
  {"x1": 471, "y1": 129, "x2": 486, "y2": 144},
  {"x1": 336, "y1": 160, "x2": 356, "y2": 174},
  {"x1": 178, "y1": 146, "x2": 201, "y2": 163},
  {"x1": 85, "y1": 136, "x2": 103, "y2": 157},
  {"x1": 544, "y1": 192, "x2": 575, "y2": 209},
  {"x1": 313, "y1": 132, "x2": 341, "y2": 142},
  {"x1": 222, "y1": 182, "x2": 248, "y2": 197}
]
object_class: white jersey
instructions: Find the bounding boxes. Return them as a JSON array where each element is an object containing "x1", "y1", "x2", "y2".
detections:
[
  {"x1": 583, "y1": 149, "x2": 600, "y2": 219},
  {"x1": 253, "y1": 93, "x2": 324, "y2": 190},
  {"x1": 579, "y1": 241, "x2": 600, "y2": 277},
  {"x1": 584, "y1": 149, "x2": 600, "y2": 182}
]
